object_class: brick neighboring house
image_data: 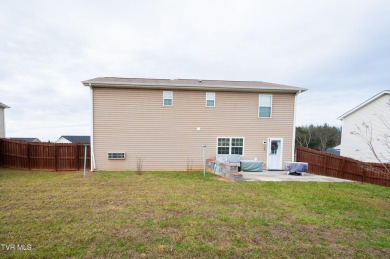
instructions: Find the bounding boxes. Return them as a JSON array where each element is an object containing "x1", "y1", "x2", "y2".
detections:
[
  {"x1": 0, "y1": 102, "x2": 10, "y2": 138},
  {"x1": 83, "y1": 77, "x2": 307, "y2": 171}
]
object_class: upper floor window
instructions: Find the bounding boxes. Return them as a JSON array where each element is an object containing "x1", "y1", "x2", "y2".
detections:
[
  {"x1": 206, "y1": 92, "x2": 215, "y2": 107},
  {"x1": 163, "y1": 91, "x2": 173, "y2": 106},
  {"x1": 259, "y1": 94, "x2": 272, "y2": 118}
]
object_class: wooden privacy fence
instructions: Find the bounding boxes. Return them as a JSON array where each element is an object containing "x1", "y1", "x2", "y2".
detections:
[
  {"x1": 295, "y1": 146, "x2": 390, "y2": 187},
  {"x1": 0, "y1": 138, "x2": 90, "y2": 171}
]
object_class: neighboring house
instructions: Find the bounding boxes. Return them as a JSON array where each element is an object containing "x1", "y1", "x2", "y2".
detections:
[
  {"x1": 83, "y1": 77, "x2": 307, "y2": 171},
  {"x1": 10, "y1": 137, "x2": 41, "y2": 142},
  {"x1": 56, "y1": 135, "x2": 91, "y2": 143},
  {"x1": 338, "y1": 90, "x2": 390, "y2": 163},
  {"x1": 0, "y1": 102, "x2": 10, "y2": 138},
  {"x1": 325, "y1": 145, "x2": 341, "y2": 156}
]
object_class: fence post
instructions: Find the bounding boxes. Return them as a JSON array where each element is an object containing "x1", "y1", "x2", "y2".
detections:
[
  {"x1": 338, "y1": 158, "x2": 345, "y2": 179},
  {"x1": 323, "y1": 155, "x2": 328, "y2": 176},
  {"x1": 362, "y1": 163, "x2": 366, "y2": 183},
  {"x1": 54, "y1": 144, "x2": 58, "y2": 172},
  {"x1": 0, "y1": 139, "x2": 3, "y2": 166},
  {"x1": 27, "y1": 143, "x2": 31, "y2": 170},
  {"x1": 75, "y1": 144, "x2": 80, "y2": 170}
]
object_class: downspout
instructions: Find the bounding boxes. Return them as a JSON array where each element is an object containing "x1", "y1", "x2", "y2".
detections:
[
  {"x1": 1, "y1": 104, "x2": 10, "y2": 138},
  {"x1": 89, "y1": 83, "x2": 96, "y2": 171},
  {"x1": 2, "y1": 108, "x2": 5, "y2": 138},
  {"x1": 338, "y1": 117, "x2": 344, "y2": 157},
  {"x1": 292, "y1": 90, "x2": 302, "y2": 162}
]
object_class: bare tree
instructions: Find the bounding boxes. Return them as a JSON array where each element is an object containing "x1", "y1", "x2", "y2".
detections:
[
  {"x1": 351, "y1": 98, "x2": 390, "y2": 173},
  {"x1": 296, "y1": 126, "x2": 312, "y2": 148},
  {"x1": 316, "y1": 124, "x2": 331, "y2": 151},
  {"x1": 136, "y1": 156, "x2": 144, "y2": 175},
  {"x1": 296, "y1": 124, "x2": 340, "y2": 151},
  {"x1": 186, "y1": 158, "x2": 193, "y2": 172}
]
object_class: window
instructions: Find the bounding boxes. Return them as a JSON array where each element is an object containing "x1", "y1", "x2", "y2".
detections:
[
  {"x1": 259, "y1": 94, "x2": 272, "y2": 118},
  {"x1": 217, "y1": 137, "x2": 244, "y2": 155},
  {"x1": 163, "y1": 91, "x2": 173, "y2": 106},
  {"x1": 108, "y1": 152, "x2": 125, "y2": 159},
  {"x1": 206, "y1": 92, "x2": 215, "y2": 107},
  {"x1": 231, "y1": 138, "x2": 244, "y2": 155},
  {"x1": 218, "y1": 138, "x2": 230, "y2": 154},
  {"x1": 270, "y1": 140, "x2": 279, "y2": 154}
]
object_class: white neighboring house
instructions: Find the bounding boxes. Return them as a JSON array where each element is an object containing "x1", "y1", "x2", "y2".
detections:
[
  {"x1": 56, "y1": 135, "x2": 90, "y2": 143},
  {"x1": 0, "y1": 102, "x2": 10, "y2": 138},
  {"x1": 338, "y1": 90, "x2": 390, "y2": 163}
]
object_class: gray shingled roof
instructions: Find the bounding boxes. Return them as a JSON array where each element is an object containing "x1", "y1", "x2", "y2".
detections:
[
  {"x1": 82, "y1": 77, "x2": 307, "y2": 93},
  {"x1": 10, "y1": 137, "x2": 40, "y2": 142},
  {"x1": 61, "y1": 136, "x2": 90, "y2": 143},
  {"x1": 325, "y1": 148, "x2": 341, "y2": 156}
]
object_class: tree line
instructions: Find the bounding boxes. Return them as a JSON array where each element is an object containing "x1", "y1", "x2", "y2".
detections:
[{"x1": 296, "y1": 124, "x2": 341, "y2": 151}]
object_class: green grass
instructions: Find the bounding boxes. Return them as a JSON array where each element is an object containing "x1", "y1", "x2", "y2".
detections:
[{"x1": 0, "y1": 168, "x2": 389, "y2": 258}]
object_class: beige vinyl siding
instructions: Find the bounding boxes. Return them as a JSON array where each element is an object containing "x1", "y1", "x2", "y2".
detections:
[{"x1": 93, "y1": 88, "x2": 295, "y2": 171}]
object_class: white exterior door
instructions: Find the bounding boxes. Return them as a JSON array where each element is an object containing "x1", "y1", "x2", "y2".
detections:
[{"x1": 267, "y1": 138, "x2": 283, "y2": 170}]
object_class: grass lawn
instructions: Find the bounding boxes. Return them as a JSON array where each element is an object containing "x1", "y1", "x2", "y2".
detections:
[{"x1": 0, "y1": 168, "x2": 389, "y2": 258}]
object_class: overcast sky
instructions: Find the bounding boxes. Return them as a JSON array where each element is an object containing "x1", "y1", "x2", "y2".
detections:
[{"x1": 1, "y1": 0, "x2": 389, "y2": 141}]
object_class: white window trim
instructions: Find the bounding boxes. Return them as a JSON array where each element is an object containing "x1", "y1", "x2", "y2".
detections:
[
  {"x1": 216, "y1": 137, "x2": 245, "y2": 156},
  {"x1": 206, "y1": 92, "x2": 215, "y2": 107},
  {"x1": 163, "y1": 91, "x2": 173, "y2": 106},
  {"x1": 108, "y1": 152, "x2": 126, "y2": 160},
  {"x1": 258, "y1": 94, "x2": 272, "y2": 118}
]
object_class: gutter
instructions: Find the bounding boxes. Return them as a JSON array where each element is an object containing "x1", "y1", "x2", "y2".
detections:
[{"x1": 83, "y1": 81, "x2": 307, "y2": 94}]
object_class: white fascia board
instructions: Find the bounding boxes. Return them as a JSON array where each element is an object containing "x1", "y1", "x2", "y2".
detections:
[{"x1": 338, "y1": 90, "x2": 390, "y2": 120}]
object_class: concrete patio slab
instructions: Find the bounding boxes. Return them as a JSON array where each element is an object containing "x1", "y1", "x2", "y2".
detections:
[{"x1": 241, "y1": 171, "x2": 353, "y2": 182}]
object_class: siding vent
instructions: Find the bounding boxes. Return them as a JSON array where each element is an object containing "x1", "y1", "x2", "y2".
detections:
[{"x1": 108, "y1": 152, "x2": 126, "y2": 160}]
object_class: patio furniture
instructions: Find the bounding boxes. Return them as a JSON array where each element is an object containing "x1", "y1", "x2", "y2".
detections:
[
  {"x1": 214, "y1": 155, "x2": 241, "y2": 175},
  {"x1": 240, "y1": 160, "x2": 263, "y2": 172},
  {"x1": 285, "y1": 162, "x2": 308, "y2": 175}
]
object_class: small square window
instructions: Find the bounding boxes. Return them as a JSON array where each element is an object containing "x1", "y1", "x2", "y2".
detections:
[{"x1": 259, "y1": 107, "x2": 271, "y2": 117}]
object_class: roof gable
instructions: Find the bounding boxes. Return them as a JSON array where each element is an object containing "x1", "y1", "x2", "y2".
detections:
[
  {"x1": 82, "y1": 77, "x2": 307, "y2": 94},
  {"x1": 338, "y1": 90, "x2": 390, "y2": 120},
  {"x1": 59, "y1": 136, "x2": 90, "y2": 143}
]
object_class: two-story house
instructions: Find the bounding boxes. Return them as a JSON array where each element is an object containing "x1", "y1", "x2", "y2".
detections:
[{"x1": 83, "y1": 77, "x2": 306, "y2": 171}]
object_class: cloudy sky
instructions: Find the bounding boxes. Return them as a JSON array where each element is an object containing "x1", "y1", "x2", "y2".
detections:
[{"x1": 1, "y1": 0, "x2": 389, "y2": 141}]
